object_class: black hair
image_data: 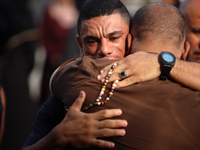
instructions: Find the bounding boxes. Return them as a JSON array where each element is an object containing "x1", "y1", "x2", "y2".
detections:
[{"x1": 77, "y1": 0, "x2": 131, "y2": 34}]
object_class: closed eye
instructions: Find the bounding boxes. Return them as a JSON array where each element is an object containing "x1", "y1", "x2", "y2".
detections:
[
  {"x1": 191, "y1": 28, "x2": 200, "y2": 34},
  {"x1": 84, "y1": 36, "x2": 99, "y2": 45},
  {"x1": 110, "y1": 36, "x2": 121, "y2": 40}
]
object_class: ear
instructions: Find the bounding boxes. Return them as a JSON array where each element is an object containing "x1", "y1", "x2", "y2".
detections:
[
  {"x1": 180, "y1": 41, "x2": 190, "y2": 60},
  {"x1": 125, "y1": 33, "x2": 132, "y2": 56},
  {"x1": 76, "y1": 35, "x2": 84, "y2": 56}
]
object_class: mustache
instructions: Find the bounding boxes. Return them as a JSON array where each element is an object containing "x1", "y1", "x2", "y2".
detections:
[{"x1": 94, "y1": 54, "x2": 122, "y2": 60}]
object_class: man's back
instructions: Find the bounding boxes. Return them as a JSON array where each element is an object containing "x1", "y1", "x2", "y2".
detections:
[{"x1": 51, "y1": 56, "x2": 200, "y2": 150}]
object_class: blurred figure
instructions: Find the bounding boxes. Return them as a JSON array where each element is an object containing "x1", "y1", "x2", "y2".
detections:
[
  {"x1": 39, "y1": 0, "x2": 84, "y2": 104},
  {"x1": 161, "y1": 0, "x2": 180, "y2": 7},
  {"x1": 0, "y1": 65, "x2": 6, "y2": 146},
  {"x1": 0, "y1": 0, "x2": 37, "y2": 149},
  {"x1": 180, "y1": 0, "x2": 200, "y2": 63}
]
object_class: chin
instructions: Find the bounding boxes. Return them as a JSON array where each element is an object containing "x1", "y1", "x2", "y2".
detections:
[
  {"x1": 107, "y1": 56, "x2": 121, "y2": 60},
  {"x1": 109, "y1": 58, "x2": 119, "y2": 61}
]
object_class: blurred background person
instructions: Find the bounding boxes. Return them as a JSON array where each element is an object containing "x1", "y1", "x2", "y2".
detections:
[
  {"x1": 38, "y1": 0, "x2": 83, "y2": 105},
  {"x1": 180, "y1": 0, "x2": 200, "y2": 63},
  {"x1": 161, "y1": 0, "x2": 180, "y2": 7},
  {"x1": 0, "y1": 65, "x2": 6, "y2": 146},
  {"x1": 0, "y1": 0, "x2": 37, "y2": 149}
]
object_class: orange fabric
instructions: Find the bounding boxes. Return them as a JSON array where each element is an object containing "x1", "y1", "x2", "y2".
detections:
[{"x1": 0, "y1": 87, "x2": 6, "y2": 144}]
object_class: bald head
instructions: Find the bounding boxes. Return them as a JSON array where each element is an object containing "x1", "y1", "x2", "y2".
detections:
[{"x1": 131, "y1": 2, "x2": 187, "y2": 55}]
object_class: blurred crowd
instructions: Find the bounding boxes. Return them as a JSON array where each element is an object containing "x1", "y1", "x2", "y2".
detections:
[{"x1": 0, "y1": 0, "x2": 198, "y2": 149}]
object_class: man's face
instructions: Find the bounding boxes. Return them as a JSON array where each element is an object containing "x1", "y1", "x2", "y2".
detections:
[
  {"x1": 77, "y1": 14, "x2": 131, "y2": 60},
  {"x1": 185, "y1": 3, "x2": 200, "y2": 63}
]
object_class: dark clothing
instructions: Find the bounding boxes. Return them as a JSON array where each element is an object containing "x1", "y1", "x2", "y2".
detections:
[
  {"x1": 0, "y1": 65, "x2": 2, "y2": 129},
  {"x1": 0, "y1": 0, "x2": 34, "y2": 52},
  {"x1": 23, "y1": 96, "x2": 65, "y2": 147},
  {"x1": 0, "y1": 1, "x2": 36, "y2": 149},
  {"x1": 1, "y1": 41, "x2": 35, "y2": 150},
  {"x1": 0, "y1": 100, "x2": 2, "y2": 131},
  {"x1": 51, "y1": 56, "x2": 200, "y2": 150}
]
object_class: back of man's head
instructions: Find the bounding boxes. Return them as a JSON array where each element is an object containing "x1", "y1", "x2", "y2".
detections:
[
  {"x1": 132, "y1": 2, "x2": 187, "y2": 53},
  {"x1": 77, "y1": 0, "x2": 131, "y2": 34}
]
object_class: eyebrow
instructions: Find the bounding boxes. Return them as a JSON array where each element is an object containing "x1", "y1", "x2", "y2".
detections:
[
  {"x1": 108, "y1": 31, "x2": 123, "y2": 36},
  {"x1": 84, "y1": 36, "x2": 99, "y2": 42},
  {"x1": 84, "y1": 31, "x2": 124, "y2": 41}
]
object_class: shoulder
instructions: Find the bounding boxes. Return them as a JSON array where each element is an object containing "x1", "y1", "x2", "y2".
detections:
[{"x1": 49, "y1": 58, "x2": 77, "y2": 94}]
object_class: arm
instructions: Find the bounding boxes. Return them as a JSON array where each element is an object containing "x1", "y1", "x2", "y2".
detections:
[
  {"x1": 170, "y1": 59, "x2": 200, "y2": 91},
  {"x1": 97, "y1": 51, "x2": 200, "y2": 91},
  {"x1": 22, "y1": 91, "x2": 127, "y2": 150}
]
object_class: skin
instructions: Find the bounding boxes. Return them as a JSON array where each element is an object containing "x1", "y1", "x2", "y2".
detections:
[
  {"x1": 97, "y1": 46, "x2": 200, "y2": 91},
  {"x1": 161, "y1": 0, "x2": 179, "y2": 7},
  {"x1": 77, "y1": 14, "x2": 132, "y2": 60},
  {"x1": 182, "y1": 0, "x2": 200, "y2": 63},
  {"x1": 22, "y1": 13, "x2": 130, "y2": 150},
  {"x1": 97, "y1": 10, "x2": 200, "y2": 91},
  {"x1": 23, "y1": 91, "x2": 127, "y2": 150},
  {"x1": 23, "y1": 4, "x2": 200, "y2": 149}
]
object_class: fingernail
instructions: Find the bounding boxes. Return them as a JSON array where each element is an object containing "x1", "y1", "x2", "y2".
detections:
[
  {"x1": 109, "y1": 143, "x2": 115, "y2": 148},
  {"x1": 101, "y1": 79, "x2": 105, "y2": 83},
  {"x1": 120, "y1": 130, "x2": 126, "y2": 136},
  {"x1": 122, "y1": 120, "x2": 128, "y2": 126},
  {"x1": 79, "y1": 91, "x2": 83, "y2": 96},
  {"x1": 97, "y1": 75, "x2": 101, "y2": 80},
  {"x1": 117, "y1": 109, "x2": 122, "y2": 115},
  {"x1": 100, "y1": 70, "x2": 104, "y2": 74}
]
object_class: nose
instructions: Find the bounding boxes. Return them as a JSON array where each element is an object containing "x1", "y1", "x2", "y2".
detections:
[{"x1": 97, "y1": 39, "x2": 113, "y2": 57}]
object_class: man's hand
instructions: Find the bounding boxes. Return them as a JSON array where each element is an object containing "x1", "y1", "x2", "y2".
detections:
[
  {"x1": 97, "y1": 51, "x2": 161, "y2": 88},
  {"x1": 51, "y1": 91, "x2": 128, "y2": 149}
]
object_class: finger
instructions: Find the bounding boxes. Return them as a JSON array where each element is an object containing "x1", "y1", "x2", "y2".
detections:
[
  {"x1": 96, "y1": 128, "x2": 126, "y2": 138},
  {"x1": 91, "y1": 139, "x2": 115, "y2": 148},
  {"x1": 97, "y1": 119, "x2": 128, "y2": 129},
  {"x1": 106, "y1": 64, "x2": 129, "y2": 82},
  {"x1": 91, "y1": 109, "x2": 123, "y2": 120},
  {"x1": 116, "y1": 76, "x2": 141, "y2": 88},
  {"x1": 97, "y1": 63, "x2": 114, "y2": 80},
  {"x1": 69, "y1": 91, "x2": 86, "y2": 111},
  {"x1": 97, "y1": 58, "x2": 128, "y2": 81},
  {"x1": 97, "y1": 62, "x2": 129, "y2": 83}
]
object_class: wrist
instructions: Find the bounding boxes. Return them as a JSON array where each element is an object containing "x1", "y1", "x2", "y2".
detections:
[{"x1": 48, "y1": 127, "x2": 67, "y2": 149}]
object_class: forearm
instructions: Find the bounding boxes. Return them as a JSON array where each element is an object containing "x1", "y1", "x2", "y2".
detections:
[
  {"x1": 22, "y1": 130, "x2": 66, "y2": 150},
  {"x1": 170, "y1": 59, "x2": 200, "y2": 91}
]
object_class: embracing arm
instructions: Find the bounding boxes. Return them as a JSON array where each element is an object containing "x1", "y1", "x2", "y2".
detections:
[
  {"x1": 170, "y1": 59, "x2": 200, "y2": 91},
  {"x1": 97, "y1": 51, "x2": 200, "y2": 91},
  {"x1": 22, "y1": 92, "x2": 127, "y2": 150}
]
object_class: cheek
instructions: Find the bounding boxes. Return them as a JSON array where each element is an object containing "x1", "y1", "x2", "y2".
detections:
[
  {"x1": 114, "y1": 43, "x2": 126, "y2": 57},
  {"x1": 187, "y1": 35, "x2": 199, "y2": 49},
  {"x1": 118, "y1": 38, "x2": 126, "y2": 54},
  {"x1": 82, "y1": 45, "x2": 97, "y2": 55}
]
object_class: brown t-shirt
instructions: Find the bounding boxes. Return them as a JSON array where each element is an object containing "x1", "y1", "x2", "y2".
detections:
[{"x1": 51, "y1": 56, "x2": 200, "y2": 150}]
